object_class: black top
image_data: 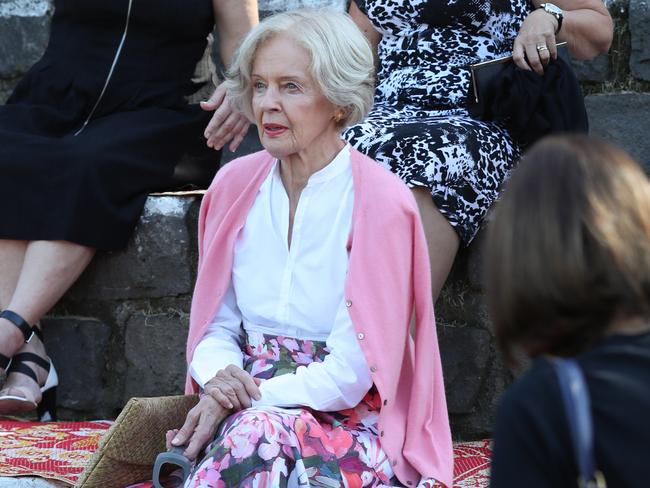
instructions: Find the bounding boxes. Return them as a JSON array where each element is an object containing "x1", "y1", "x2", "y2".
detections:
[
  {"x1": 491, "y1": 331, "x2": 650, "y2": 488},
  {"x1": 11, "y1": 0, "x2": 215, "y2": 134},
  {"x1": 0, "y1": 0, "x2": 218, "y2": 250}
]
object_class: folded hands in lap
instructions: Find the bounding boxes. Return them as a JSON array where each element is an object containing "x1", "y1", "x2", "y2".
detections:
[
  {"x1": 167, "y1": 395, "x2": 230, "y2": 461},
  {"x1": 167, "y1": 365, "x2": 261, "y2": 460},
  {"x1": 204, "y1": 364, "x2": 262, "y2": 411}
]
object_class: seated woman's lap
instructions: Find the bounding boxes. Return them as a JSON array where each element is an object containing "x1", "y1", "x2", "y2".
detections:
[
  {"x1": 0, "y1": 105, "x2": 210, "y2": 248},
  {"x1": 344, "y1": 106, "x2": 520, "y2": 243},
  {"x1": 187, "y1": 405, "x2": 395, "y2": 487}
]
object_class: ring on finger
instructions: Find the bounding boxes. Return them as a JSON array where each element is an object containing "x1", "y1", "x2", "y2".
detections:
[{"x1": 536, "y1": 44, "x2": 549, "y2": 52}]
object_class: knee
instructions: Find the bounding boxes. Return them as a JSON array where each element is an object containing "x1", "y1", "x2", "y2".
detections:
[{"x1": 222, "y1": 408, "x2": 294, "y2": 457}]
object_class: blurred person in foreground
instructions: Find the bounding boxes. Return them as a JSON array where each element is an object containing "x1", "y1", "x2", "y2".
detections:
[{"x1": 487, "y1": 135, "x2": 650, "y2": 487}]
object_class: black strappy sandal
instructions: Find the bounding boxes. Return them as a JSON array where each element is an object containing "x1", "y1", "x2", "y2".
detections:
[
  {"x1": 0, "y1": 310, "x2": 37, "y2": 372},
  {"x1": 0, "y1": 310, "x2": 58, "y2": 421}
]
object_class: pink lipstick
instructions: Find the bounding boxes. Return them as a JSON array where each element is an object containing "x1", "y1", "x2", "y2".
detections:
[{"x1": 263, "y1": 123, "x2": 288, "y2": 137}]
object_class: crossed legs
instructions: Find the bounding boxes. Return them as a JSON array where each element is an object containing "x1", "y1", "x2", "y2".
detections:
[{"x1": 0, "y1": 239, "x2": 94, "y2": 408}]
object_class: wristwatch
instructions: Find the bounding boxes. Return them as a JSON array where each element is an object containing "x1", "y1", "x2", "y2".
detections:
[{"x1": 539, "y1": 3, "x2": 564, "y2": 34}]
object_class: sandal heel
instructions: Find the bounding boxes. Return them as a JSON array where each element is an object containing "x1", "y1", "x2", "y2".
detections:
[{"x1": 37, "y1": 386, "x2": 57, "y2": 422}]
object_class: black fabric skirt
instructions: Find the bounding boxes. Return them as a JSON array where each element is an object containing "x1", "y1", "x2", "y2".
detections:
[
  {"x1": 0, "y1": 0, "x2": 218, "y2": 250},
  {"x1": 0, "y1": 104, "x2": 215, "y2": 250}
]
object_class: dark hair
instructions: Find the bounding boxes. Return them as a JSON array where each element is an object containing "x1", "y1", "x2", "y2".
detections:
[{"x1": 485, "y1": 135, "x2": 650, "y2": 362}]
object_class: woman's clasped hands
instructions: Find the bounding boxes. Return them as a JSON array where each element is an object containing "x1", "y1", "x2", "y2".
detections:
[
  {"x1": 166, "y1": 395, "x2": 229, "y2": 461},
  {"x1": 166, "y1": 365, "x2": 261, "y2": 460},
  {"x1": 204, "y1": 364, "x2": 262, "y2": 410}
]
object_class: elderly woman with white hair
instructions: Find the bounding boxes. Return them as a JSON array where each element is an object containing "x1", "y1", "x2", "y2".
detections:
[{"x1": 167, "y1": 8, "x2": 453, "y2": 488}]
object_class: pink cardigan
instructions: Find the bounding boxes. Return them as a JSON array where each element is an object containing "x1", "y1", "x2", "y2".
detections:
[{"x1": 185, "y1": 148, "x2": 453, "y2": 487}]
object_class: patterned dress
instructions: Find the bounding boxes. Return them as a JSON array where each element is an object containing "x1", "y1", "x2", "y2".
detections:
[
  {"x1": 185, "y1": 331, "x2": 440, "y2": 487},
  {"x1": 344, "y1": 0, "x2": 531, "y2": 244}
]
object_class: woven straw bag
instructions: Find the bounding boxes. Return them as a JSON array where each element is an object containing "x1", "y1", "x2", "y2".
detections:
[{"x1": 76, "y1": 395, "x2": 199, "y2": 488}]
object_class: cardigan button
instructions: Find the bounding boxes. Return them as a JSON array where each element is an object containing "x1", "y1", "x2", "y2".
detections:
[
  {"x1": 392, "y1": 459, "x2": 397, "y2": 466},
  {"x1": 380, "y1": 430, "x2": 384, "y2": 437},
  {"x1": 345, "y1": 299, "x2": 352, "y2": 307},
  {"x1": 383, "y1": 399, "x2": 388, "y2": 406},
  {"x1": 357, "y1": 332, "x2": 365, "y2": 340},
  {"x1": 370, "y1": 366, "x2": 377, "y2": 373}
]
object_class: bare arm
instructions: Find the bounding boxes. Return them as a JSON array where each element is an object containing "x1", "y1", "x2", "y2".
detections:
[
  {"x1": 213, "y1": 0, "x2": 259, "y2": 67},
  {"x1": 349, "y1": 2, "x2": 381, "y2": 67},
  {"x1": 531, "y1": 0, "x2": 613, "y2": 59}
]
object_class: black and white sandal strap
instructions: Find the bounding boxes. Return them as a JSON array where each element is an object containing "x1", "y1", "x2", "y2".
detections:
[
  {"x1": 6, "y1": 352, "x2": 50, "y2": 383},
  {"x1": 0, "y1": 310, "x2": 37, "y2": 343}
]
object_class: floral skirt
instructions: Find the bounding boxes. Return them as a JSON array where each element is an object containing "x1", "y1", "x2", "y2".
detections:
[{"x1": 185, "y1": 331, "x2": 438, "y2": 487}]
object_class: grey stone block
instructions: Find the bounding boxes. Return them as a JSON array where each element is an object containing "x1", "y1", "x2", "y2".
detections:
[
  {"x1": 585, "y1": 92, "x2": 650, "y2": 171},
  {"x1": 41, "y1": 316, "x2": 112, "y2": 412},
  {"x1": 572, "y1": 54, "x2": 611, "y2": 83},
  {"x1": 0, "y1": 0, "x2": 52, "y2": 78},
  {"x1": 123, "y1": 310, "x2": 189, "y2": 400},
  {"x1": 630, "y1": 0, "x2": 650, "y2": 80},
  {"x1": 67, "y1": 196, "x2": 200, "y2": 301},
  {"x1": 438, "y1": 325, "x2": 491, "y2": 415}
]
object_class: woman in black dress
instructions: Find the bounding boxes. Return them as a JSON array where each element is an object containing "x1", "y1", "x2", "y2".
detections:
[{"x1": 0, "y1": 0, "x2": 257, "y2": 419}]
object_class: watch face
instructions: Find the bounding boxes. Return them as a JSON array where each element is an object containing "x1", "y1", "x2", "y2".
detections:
[{"x1": 543, "y1": 3, "x2": 563, "y2": 15}]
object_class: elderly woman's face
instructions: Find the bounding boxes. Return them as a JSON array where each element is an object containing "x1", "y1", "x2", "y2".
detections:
[{"x1": 250, "y1": 34, "x2": 340, "y2": 160}]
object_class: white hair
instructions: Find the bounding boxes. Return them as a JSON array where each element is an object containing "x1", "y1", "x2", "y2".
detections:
[{"x1": 224, "y1": 8, "x2": 375, "y2": 129}]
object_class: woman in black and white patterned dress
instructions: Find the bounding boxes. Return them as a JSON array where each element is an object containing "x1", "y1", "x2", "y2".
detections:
[{"x1": 346, "y1": 0, "x2": 612, "y2": 300}]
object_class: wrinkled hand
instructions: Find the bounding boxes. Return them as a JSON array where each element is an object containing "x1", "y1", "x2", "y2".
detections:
[
  {"x1": 205, "y1": 364, "x2": 262, "y2": 411},
  {"x1": 512, "y1": 9, "x2": 559, "y2": 75},
  {"x1": 167, "y1": 395, "x2": 229, "y2": 461},
  {"x1": 201, "y1": 82, "x2": 251, "y2": 153}
]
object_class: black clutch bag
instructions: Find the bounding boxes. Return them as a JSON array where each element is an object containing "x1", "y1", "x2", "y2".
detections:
[{"x1": 467, "y1": 42, "x2": 588, "y2": 147}]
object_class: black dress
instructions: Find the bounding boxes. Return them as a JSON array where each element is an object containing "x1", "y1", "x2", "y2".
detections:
[
  {"x1": 491, "y1": 331, "x2": 650, "y2": 488},
  {"x1": 0, "y1": 0, "x2": 216, "y2": 250}
]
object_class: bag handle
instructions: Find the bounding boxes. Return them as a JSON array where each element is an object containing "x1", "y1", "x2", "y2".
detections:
[{"x1": 549, "y1": 357, "x2": 607, "y2": 488}]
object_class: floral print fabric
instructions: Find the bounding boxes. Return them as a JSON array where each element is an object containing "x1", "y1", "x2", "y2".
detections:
[{"x1": 185, "y1": 331, "x2": 441, "y2": 487}]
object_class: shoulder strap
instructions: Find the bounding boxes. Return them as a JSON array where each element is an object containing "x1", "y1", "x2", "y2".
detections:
[{"x1": 550, "y1": 357, "x2": 606, "y2": 488}]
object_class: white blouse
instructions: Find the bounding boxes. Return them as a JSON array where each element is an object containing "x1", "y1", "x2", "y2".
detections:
[{"x1": 190, "y1": 145, "x2": 373, "y2": 411}]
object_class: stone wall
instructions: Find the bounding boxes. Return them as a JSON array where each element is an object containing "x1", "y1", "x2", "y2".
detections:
[{"x1": 1, "y1": 0, "x2": 649, "y2": 439}]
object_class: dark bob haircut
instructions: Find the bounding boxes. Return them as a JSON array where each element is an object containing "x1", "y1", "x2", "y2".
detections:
[{"x1": 485, "y1": 135, "x2": 650, "y2": 362}]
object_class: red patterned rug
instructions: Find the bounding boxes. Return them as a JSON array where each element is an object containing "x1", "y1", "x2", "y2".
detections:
[
  {"x1": 0, "y1": 420, "x2": 491, "y2": 487},
  {"x1": 0, "y1": 420, "x2": 112, "y2": 484},
  {"x1": 451, "y1": 439, "x2": 491, "y2": 487}
]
